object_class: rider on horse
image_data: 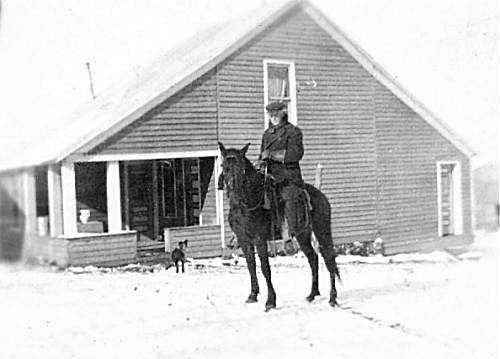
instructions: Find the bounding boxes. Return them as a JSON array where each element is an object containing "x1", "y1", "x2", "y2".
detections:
[
  {"x1": 218, "y1": 101, "x2": 309, "y2": 237},
  {"x1": 254, "y1": 101, "x2": 308, "y2": 237}
]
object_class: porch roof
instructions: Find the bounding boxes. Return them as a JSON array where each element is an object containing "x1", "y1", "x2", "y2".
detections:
[{"x1": 0, "y1": 0, "x2": 476, "y2": 173}]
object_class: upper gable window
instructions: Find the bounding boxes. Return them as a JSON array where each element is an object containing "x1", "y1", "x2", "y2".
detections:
[{"x1": 263, "y1": 59, "x2": 297, "y2": 126}]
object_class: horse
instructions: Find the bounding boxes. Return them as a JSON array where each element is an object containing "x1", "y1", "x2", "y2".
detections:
[{"x1": 218, "y1": 142, "x2": 340, "y2": 311}]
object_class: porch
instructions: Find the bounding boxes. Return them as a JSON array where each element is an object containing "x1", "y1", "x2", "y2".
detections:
[
  {"x1": 27, "y1": 150, "x2": 225, "y2": 267},
  {"x1": 22, "y1": 223, "x2": 223, "y2": 268}
]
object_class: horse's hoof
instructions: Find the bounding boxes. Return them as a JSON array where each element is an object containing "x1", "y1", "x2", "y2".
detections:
[
  {"x1": 265, "y1": 303, "x2": 277, "y2": 312},
  {"x1": 306, "y1": 292, "x2": 320, "y2": 302},
  {"x1": 246, "y1": 294, "x2": 258, "y2": 303},
  {"x1": 329, "y1": 299, "x2": 338, "y2": 307}
]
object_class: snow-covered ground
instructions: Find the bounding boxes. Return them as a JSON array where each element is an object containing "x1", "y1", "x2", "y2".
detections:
[{"x1": 0, "y1": 231, "x2": 498, "y2": 359}]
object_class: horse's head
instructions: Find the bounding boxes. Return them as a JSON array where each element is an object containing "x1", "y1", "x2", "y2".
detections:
[{"x1": 218, "y1": 142, "x2": 252, "y2": 195}]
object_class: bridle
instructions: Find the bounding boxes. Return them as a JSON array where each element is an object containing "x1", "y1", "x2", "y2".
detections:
[{"x1": 223, "y1": 154, "x2": 266, "y2": 212}]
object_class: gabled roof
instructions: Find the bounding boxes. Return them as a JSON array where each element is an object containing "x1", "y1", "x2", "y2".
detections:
[{"x1": 0, "y1": 0, "x2": 475, "y2": 172}]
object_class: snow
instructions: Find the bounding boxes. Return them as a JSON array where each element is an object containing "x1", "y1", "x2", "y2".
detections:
[{"x1": 0, "y1": 232, "x2": 498, "y2": 358}]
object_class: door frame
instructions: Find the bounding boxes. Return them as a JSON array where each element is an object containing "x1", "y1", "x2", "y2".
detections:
[
  {"x1": 436, "y1": 161, "x2": 463, "y2": 237},
  {"x1": 123, "y1": 160, "x2": 156, "y2": 240}
]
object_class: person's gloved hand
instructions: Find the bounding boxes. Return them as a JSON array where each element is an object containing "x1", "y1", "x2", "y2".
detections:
[
  {"x1": 217, "y1": 173, "x2": 224, "y2": 190},
  {"x1": 269, "y1": 149, "x2": 285, "y2": 163},
  {"x1": 253, "y1": 159, "x2": 267, "y2": 172}
]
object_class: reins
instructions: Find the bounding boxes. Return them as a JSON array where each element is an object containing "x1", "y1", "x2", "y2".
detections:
[
  {"x1": 223, "y1": 156, "x2": 267, "y2": 212},
  {"x1": 240, "y1": 164, "x2": 267, "y2": 212}
]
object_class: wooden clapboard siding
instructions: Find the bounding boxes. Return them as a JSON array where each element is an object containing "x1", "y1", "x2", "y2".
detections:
[
  {"x1": 374, "y1": 82, "x2": 472, "y2": 252},
  {"x1": 24, "y1": 234, "x2": 70, "y2": 266},
  {"x1": 165, "y1": 225, "x2": 221, "y2": 259},
  {"x1": 21, "y1": 232, "x2": 137, "y2": 267},
  {"x1": 91, "y1": 69, "x2": 218, "y2": 155},
  {"x1": 384, "y1": 234, "x2": 474, "y2": 255},
  {"x1": 66, "y1": 232, "x2": 137, "y2": 267},
  {"x1": 217, "y1": 8, "x2": 377, "y2": 244},
  {"x1": 199, "y1": 172, "x2": 218, "y2": 226}
]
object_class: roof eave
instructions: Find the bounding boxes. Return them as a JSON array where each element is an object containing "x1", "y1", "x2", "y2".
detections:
[{"x1": 60, "y1": 0, "x2": 301, "y2": 162}]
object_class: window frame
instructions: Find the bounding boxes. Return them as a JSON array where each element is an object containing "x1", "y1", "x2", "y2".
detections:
[{"x1": 263, "y1": 59, "x2": 298, "y2": 127}]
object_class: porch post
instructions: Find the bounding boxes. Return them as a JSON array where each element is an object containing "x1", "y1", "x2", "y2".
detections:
[
  {"x1": 215, "y1": 155, "x2": 225, "y2": 248},
  {"x1": 106, "y1": 161, "x2": 122, "y2": 232},
  {"x1": 61, "y1": 162, "x2": 77, "y2": 236},
  {"x1": 20, "y1": 168, "x2": 37, "y2": 234},
  {"x1": 48, "y1": 164, "x2": 63, "y2": 237}
]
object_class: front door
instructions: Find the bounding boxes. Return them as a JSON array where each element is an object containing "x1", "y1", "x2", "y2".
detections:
[
  {"x1": 439, "y1": 164, "x2": 455, "y2": 236},
  {"x1": 125, "y1": 161, "x2": 155, "y2": 240}
]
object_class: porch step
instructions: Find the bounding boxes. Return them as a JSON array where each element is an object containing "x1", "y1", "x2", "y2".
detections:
[
  {"x1": 137, "y1": 249, "x2": 172, "y2": 266},
  {"x1": 137, "y1": 239, "x2": 165, "y2": 251}
]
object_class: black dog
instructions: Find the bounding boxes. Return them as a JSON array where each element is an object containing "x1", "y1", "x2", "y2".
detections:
[{"x1": 171, "y1": 240, "x2": 188, "y2": 273}]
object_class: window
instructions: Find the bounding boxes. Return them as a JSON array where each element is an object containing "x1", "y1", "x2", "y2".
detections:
[{"x1": 263, "y1": 59, "x2": 297, "y2": 125}]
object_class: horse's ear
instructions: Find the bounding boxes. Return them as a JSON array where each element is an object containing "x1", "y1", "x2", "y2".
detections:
[
  {"x1": 241, "y1": 142, "x2": 251, "y2": 155},
  {"x1": 218, "y1": 142, "x2": 226, "y2": 157}
]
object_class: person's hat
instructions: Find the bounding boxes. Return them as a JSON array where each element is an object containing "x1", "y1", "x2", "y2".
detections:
[{"x1": 265, "y1": 101, "x2": 287, "y2": 112}]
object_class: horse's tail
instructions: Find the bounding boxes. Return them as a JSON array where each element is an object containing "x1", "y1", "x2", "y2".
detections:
[{"x1": 305, "y1": 182, "x2": 342, "y2": 283}]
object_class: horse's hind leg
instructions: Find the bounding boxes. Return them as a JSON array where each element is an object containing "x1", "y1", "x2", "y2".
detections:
[
  {"x1": 241, "y1": 243, "x2": 259, "y2": 303},
  {"x1": 296, "y1": 230, "x2": 320, "y2": 302},
  {"x1": 315, "y1": 234, "x2": 340, "y2": 306},
  {"x1": 256, "y1": 241, "x2": 276, "y2": 311}
]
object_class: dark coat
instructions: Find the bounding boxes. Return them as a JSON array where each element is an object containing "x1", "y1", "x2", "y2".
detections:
[{"x1": 260, "y1": 120, "x2": 304, "y2": 186}]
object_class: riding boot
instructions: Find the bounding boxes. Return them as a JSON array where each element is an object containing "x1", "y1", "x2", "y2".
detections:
[{"x1": 281, "y1": 185, "x2": 309, "y2": 237}]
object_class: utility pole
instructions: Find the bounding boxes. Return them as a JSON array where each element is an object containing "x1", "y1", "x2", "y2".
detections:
[{"x1": 85, "y1": 62, "x2": 96, "y2": 99}]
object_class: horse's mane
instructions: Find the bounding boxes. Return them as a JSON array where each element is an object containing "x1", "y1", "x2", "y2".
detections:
[
  {"x1": 224, "y1": 150, "x2": 265, "y2": 210},
  {"x1": 242, "y1": 156, "x2": 264, "y2": 187}
]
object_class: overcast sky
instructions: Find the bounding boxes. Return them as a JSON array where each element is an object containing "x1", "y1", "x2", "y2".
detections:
[{"x1": 0, "y1": 0, "x2": 497, "y2": 165}]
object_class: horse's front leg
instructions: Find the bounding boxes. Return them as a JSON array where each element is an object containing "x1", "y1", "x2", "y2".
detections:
[
  {"x1": 256, "y1": 241, "x2": 276, "y2": 311},
  {"x1": 241, "y1": 243, "x2": 259, "y2": 303}
]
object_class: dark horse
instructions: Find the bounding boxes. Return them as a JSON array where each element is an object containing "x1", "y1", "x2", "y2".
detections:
[{"x1": 219, "y1": 142, "x2": 340, "y2": 311}]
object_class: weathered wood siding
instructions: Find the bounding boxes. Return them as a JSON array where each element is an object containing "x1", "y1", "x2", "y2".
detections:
[
  {"x1": 91, "y1": 69, "x2": 218, "y2": 154},
  {"x1": 217, "y1": 8, "x2": 378, "y2": 244},
  {"x1": 165, "y1": 225, "x2": 222, "y2": 258},
  {"x1": 21, "y1": 232, "x2": 137, "y2": 267},
  {"x1": 24, "y1": 234, "x2": 71, "y2": 266},
  {"x1": 374, "y1": 83, "x2": 472, "y2": 253},
  {"x1": 66, "y1": 232, "x2": 137, "y2": 267}
]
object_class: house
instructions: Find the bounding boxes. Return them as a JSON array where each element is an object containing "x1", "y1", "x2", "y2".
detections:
[
  {"x1": 473, "y1": 162, "x2": 499, "y2": 231},
  {"x1": 0, "y1": 0, "x2": 475, "y2": 267}
]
